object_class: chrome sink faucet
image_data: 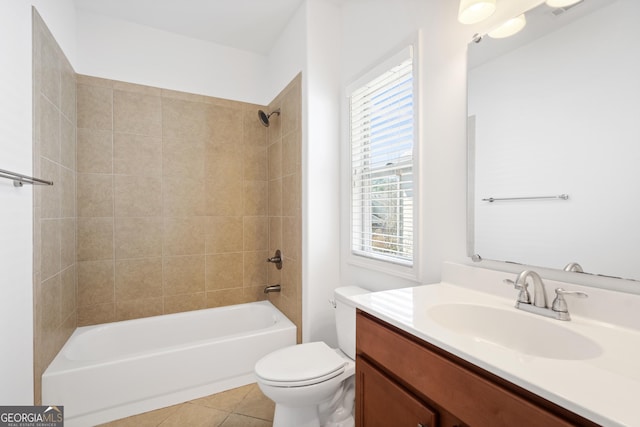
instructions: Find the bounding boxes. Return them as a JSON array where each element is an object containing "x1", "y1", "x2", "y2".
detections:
[
  {"x1": 504, "y1": 270, "x2": 588, "y2": 321},
  {"x1": 515, "y1": 270, "x2": 547, "y2": 308}
]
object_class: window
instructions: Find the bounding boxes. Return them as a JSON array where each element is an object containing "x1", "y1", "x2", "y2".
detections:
[{"x1": 349, "y1": 46, "x2": 416, "y2": 267}]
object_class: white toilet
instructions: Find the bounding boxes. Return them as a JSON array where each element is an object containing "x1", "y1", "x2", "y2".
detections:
[{"x1": 254, "y1": 286, "x2": 370, "y2": 427}]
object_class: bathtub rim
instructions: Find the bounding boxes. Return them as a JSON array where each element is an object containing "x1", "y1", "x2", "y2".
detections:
[
  {"x1": 58, "y1": 300, "x2": 288, "y2": 366},
  {"x1": 44, "y1": 300, "x2": 295, "y2": 373}
]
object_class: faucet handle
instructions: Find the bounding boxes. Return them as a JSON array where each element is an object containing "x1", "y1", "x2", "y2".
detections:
[
  {"x1": 552, "y1": 288, "x2": 588, "y2": 313},
  {"x1": 504, "y1": 279, "x2": 531, "y2": 304},
  {"x1": 503, "y1": 278, "x2": 518, "y2": 288},
  {"x1": 266, "y1": 249, "x2": 283, "y2": 270}
]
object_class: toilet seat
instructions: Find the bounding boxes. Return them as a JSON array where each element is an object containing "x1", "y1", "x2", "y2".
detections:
[{"x1": 255, "y1": 342, "x2": 347, "y2": 387}]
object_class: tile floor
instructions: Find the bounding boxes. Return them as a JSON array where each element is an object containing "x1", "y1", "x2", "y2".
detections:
[{"x1": 98, "y1": 383, "x2": 274, "y2": 427}]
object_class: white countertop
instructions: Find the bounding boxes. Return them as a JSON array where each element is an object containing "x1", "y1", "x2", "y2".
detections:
[{"x1": 351, "y1": 263, "x2": 640, "y2": 427}]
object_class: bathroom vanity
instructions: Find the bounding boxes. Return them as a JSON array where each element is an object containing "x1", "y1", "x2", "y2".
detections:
[
  {"x1": 352, "y1": 263, "x2": 640, "y2": 427},
  {"x1": 356, "y1": 311, "x2": 595, "y2": 427}
]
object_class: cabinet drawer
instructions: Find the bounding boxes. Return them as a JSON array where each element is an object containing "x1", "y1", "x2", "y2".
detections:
[{"x1": 357, "y1": 311, "x2": 581, "y2": 427}]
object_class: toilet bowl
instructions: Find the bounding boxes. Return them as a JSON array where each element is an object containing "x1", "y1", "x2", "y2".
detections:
[{"x1": 254, "y1": 286, "x2": 369, "y2": 427}]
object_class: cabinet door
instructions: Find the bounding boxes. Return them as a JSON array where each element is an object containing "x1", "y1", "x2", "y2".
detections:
[{"x1": 356, "y1": 356, "x2": 437, "y2": 427}]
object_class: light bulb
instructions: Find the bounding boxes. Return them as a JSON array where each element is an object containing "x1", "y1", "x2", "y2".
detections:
[
  {"x1": 458, "y1": 0, "x2": 497, "y2": 25},
  {"x1": 488, "y1": 14, "x2": 527, "y2": 39}
]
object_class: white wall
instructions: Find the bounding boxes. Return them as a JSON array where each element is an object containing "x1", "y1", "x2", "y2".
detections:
[
  {"x1": 266, "y1": 2, "x2": 307, "y2": 105},
  {"x1": 266, "y1": 0, "x2": 343, "y2": 345},
  {"x1": 0, "y1": 0, "x2": 76, "y2": 404},
  {"x1": 286, "y1": 0, "x2": 545, "y2": 344},
  {"x1": 32, "y1": 0, "x2": 77, "y2": 66},
  {"x1": 0, "y1": 0, "x2": 35, "y2": 405},
  {"x1": 339, "y1": 0, "x2": 543, "y2": 292},
  {"x1": 75, "y1": 10, "x2": 269, "y2": 105},
  {"x1": 303, "y1": 0, "x2": 342, "y2": 345},
  {"x1": 339, "y1": 0, "x2": 468, "y2": 291}
]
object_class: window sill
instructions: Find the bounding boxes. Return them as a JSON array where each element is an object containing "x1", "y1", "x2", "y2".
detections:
[{"x1": 347, "y1": 252, "x2": 419, "y2": 282}]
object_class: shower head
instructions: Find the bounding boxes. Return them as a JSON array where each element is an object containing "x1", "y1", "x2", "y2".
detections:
[{"x1": 258, "y1": 109, "x2": 280, "y2": 127}]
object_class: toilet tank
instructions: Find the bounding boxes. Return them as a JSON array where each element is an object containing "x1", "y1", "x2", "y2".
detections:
[{"x1": 334, "y1": 286, "x2": 370, "y2": 360}]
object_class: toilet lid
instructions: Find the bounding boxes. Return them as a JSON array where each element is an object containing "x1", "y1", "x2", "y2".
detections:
[{"x1": 255, "y1": 342, "x2": 347, "y2": 386}]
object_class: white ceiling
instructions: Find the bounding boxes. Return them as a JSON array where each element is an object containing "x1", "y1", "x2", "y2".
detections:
[{"x1": 74, "y1": 0, "x2": 307, "y2": 55}]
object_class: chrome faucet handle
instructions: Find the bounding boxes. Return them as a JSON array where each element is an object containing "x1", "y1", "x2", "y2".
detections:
[
  {"x1": 504, "y1": 279, "x2": 531, "y2": 304},
  {"x1": 563, "y1": 262, "x2": 584, "y2": 273},
  {"x1": 552, "y1": 288, "x2": 588, "y2": 312},
  {"x1": 266, "y1": 249, "x2": 283, "y2": 270}
]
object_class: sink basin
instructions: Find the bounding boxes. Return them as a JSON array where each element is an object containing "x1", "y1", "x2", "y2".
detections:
[{"x1": 427, "y1": 303, "x2": 602, "y2": 360}]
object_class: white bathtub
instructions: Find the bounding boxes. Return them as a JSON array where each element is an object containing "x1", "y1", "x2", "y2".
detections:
[{"x1": 42, "y1": 301, "x2": 296, "y2": 427}]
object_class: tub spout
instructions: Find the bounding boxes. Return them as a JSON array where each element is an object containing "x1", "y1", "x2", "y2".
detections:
[{"x1": 264, "y1": 284, "x2": 281, "y2": 294}]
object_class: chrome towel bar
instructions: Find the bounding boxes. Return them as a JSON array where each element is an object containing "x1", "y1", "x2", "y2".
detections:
[
  {"x1": 0, "y1": 168, "x2": 54, "y2": 187},
  {"x1": 482, "y1": 194, "x2": 569, "y2": 203}
]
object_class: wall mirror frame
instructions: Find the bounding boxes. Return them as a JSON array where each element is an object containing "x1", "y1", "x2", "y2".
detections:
[{"x1": 466, "y1": 0, "x2": 640, "y2": 290}]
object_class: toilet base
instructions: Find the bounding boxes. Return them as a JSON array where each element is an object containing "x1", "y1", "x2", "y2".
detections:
[
  {"x1": 269, "y1": 376, "x2": 355, "y2": 427},
  {"x1": 272, "y1": 402, "x2": 355, "y2": 427},
  {"x1": 273, "y1": 404, "x2": 321, "y2": 427}
]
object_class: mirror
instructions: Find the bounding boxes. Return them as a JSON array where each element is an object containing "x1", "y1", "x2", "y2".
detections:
[{"x1": 467, "y1": 0, "x2": 640, "y2": 282}]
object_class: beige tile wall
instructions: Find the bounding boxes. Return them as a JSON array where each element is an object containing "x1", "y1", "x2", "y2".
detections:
[
  {"x1": 264, "y1": 74, "x2": 303, "y2": 343},
  {"x1": 32, "y1": 9, "x2": 77, "y2": 404},
  {"x1": 75, "y1": 76, "x2": 278, "y2": 325}
]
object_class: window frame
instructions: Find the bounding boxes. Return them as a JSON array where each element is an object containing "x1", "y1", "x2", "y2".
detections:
[{"x1": 344, "y1": 40, "x2": 420, "y2": 280}]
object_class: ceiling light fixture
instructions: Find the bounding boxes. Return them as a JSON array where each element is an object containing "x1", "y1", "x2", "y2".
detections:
[
  {"x1": 458, "y1": 0, "x2": 497, "y2": 25},
  {"x1": 545, "y1": 0, "x2": 582, "y2": 7},
  {"x1": 488, "y1": 14, "x2": 527, "y2": 39}
]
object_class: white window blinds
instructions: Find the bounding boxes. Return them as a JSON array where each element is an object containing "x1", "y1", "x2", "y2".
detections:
[{"x1": 350, "y1": 47, "x2": 415, "y2": 265}]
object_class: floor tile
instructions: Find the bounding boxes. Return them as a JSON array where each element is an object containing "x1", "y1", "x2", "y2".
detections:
[
  {"x1": 158, "y1": 403, "x2": 229, "y2": 427},
  {"x1": 220, "y1": 414, "x2": 273, "y2": 427},
  {"x1": 190, "y1": 383, "x2": 254, "y2": 412},
  {"x1": 233, "y1": 384, "x2": 275, "y2": 422},
  {"x1": 99, "y1": 383, "x2": 274, "y2": 427}
]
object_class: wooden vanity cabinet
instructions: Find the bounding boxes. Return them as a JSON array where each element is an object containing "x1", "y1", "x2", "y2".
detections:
[{"x1": 355, "y1": 310, "x2": 599, "y2": 427}]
